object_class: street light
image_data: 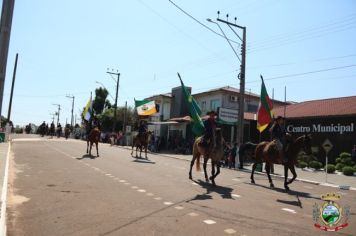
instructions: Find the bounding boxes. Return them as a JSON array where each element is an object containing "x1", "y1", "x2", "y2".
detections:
[
  {"x1": 66, "y1": 95, "x2": 75, "y2": 128},
  {"x1": 52, "y1": 103, "x2": 61, "y2": 126}
]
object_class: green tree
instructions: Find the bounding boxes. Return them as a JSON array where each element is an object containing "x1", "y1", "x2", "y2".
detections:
[
  {"x1": 99, "y1": 106, "x2": 138, "y2": 132},
  {"x1": 92, "y1": 87, "x2": 109, "y2": 115}
]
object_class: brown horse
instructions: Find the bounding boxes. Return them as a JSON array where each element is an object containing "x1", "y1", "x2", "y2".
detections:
[
  {"x1": 86, "y1": 128, "x2": 100, "y2": 157},
  {"x1": 131, "y1": 131, "x2": 151, "y2": 159},
  {"x1": 189, "y1": 129, "x2": 225, "y2": 186},
  {"x1": 249, "y1": 134, "x2": 312, "y2": 191}
]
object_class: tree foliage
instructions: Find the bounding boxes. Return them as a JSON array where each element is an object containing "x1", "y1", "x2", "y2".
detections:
[{"x1": 92, "y1": 87, "x2": 109, "y2": 115}]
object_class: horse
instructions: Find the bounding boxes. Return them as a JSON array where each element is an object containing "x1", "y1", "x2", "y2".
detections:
[
  {"x1": 189, "y1": 129, "x2": 225, "y2": 186},
  {"x1": 245, "y1": 134, "x2": 312, "y2": 191},
  {"x1": 86, "y1": 128, "x2": 100, "y2": 157},
  {"x1": 131, "y1": 131, "x2": 151, "y2": 159}
]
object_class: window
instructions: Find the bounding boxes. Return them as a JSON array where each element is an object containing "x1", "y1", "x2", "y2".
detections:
[
  {"x1": 247, "y1": 104, "x2": 258, "y2": 112},
  {"x1": 210, "y1": 99, "x2": 221, "y2": 111}
]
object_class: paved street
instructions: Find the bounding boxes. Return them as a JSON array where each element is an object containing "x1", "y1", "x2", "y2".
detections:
[{"x1": 5, "y1": 136, "x2": 356, "y2": 236}]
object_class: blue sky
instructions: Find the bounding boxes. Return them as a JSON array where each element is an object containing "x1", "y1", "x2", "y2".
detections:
[{"x1": 2, "y1": 0, "x2": 356, "y2": 126}]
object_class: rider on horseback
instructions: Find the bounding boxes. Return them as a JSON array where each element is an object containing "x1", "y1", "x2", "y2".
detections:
[
  {"x1": 201, "y1": 111, "x2": 217, "y2": 148},
  {"x1": 270, "y1": 116, "x2": 289, "y2": 163},
  {"x1": 138, "y1": 120, "x2": 147, "y2": 138}
]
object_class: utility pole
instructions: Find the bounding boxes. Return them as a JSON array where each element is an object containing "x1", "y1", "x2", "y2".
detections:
[
  {"x1": 107, "y1": 69, "x2": 120, "y2": 132},
  {"x1": 52, "y1": 104, "x2": 60, "y2": 126},
  {"x1": 208, "y1": 12, "x2": 246, "y2": 145},
  {"x1": 0, "y1": 0, "x2": 15, "y2": 120},
  {"x1": 7, "y1": 52, "x2": 17, "y2": 121},
  {"x1": 66, "y1": 95, "x2": 74, "y2": 128}
]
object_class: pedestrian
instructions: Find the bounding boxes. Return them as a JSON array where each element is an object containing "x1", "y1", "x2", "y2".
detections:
[
  {"x1": 230, "y1": 142, "x2": 238, "y2": 169},
  {"x1": 352, "y1": 144, "x2": 356, "y2": 162}
]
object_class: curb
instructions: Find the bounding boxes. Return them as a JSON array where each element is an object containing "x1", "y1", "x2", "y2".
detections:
[
  {"x1": 117, "y1": 145, "x2": 356, "y2": 191},
  {"x1": 0, "y1": 142, "x2": 11, "y2": 236}
]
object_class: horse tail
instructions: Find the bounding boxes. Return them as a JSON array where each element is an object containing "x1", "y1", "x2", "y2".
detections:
[{"x1": 193, "y1": 140, "x2": 201, "y2": 172}]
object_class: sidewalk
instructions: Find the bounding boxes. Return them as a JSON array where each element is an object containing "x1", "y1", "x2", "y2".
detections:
[
  {"x1": 120, "y1": 145, "x2": 356, "y2": 190},
  {"x1": 0, "y1": 141, "x2": 10, "y2": 235}
]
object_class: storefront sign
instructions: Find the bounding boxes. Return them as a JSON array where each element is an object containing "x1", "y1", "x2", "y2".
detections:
[
  {"x1": 218, "y1": 107, "x2": 238, "y2": 124},
  {"x1": 287, "y1": 123, "x2": 354, "y2": 134}
]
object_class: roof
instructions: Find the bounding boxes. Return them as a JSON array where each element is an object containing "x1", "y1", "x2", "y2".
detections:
[
  {"x1": 273, "y1": 96, "x2": 356, "y2": 118},
  {"x1": 146, "y1": 93, "x2": 172, "y2": 100},
  {"x1": 193, "y1": 86, "x2": 259, "y2": 98}
]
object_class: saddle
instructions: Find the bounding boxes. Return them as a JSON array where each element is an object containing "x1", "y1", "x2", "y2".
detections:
[{"x1": 264, "y1": 140, "x2": 283, "y2": 164}]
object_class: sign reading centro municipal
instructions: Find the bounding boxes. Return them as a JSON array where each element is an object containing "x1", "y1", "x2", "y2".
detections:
[
  {"x1": 287, "y1": 123, "x2": 354, "y2": 134},
  {"x1": 218, "y1": 107, "x2": 238, "y2": 124}
]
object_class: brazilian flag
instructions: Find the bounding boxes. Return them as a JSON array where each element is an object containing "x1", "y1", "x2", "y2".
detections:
[{"x1": 178, "y1": 73, "x2": 205, "y2": 136}]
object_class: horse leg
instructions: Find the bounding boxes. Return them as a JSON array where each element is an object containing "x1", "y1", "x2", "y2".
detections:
[
  {"x1": 89, "y1": 142, "x2": 92, "y2": 156},
  {"x1": 287, "y1": 165, "x2": 297, "y2": 186},
  {"x1": 189, "y1": 155, "x2": 196, "y2": 180},
  {"x1": 265, "y1": 163, "x2": 274, "y2": 188},
  {"x1": 210, "y1": 162, "x2": 216, "y2": 186},
  {"x1": 212, "y1": 162, "x2": 221, "y2": 185},
  {"x1": 86, "y1": 140, "x2": 89, "y2": 154},
  {"x1": 131, "y1": 144, "x2": 134, "y2": 156},
  {"x1": 250, "y1": 163, "x2": 257, "y2": 184},
  {"x1": 284, "y1": 164, "x2": 290, "y2": 191},
  {"x1": 203, "y1": 157, "x2": 209, "y2": 182},
  {"x1": 145, "y1": 145, "x2": 148, "y2": 159},
  {"x1": 96, "y1": 142, "x2": 99, "y2": 157}
]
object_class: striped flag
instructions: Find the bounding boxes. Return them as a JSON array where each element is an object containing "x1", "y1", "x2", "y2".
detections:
[
  {"x1": 257, "y1": 75, "x2": 273, "y2": 133},
  {"x1": 135, "y1": 99, "x2": 157, "y2": 116},
  {"x1": 82, "y1": 95, "x2": 92, "y2": 121}
]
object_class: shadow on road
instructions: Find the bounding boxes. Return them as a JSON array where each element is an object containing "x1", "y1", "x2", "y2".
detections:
[
  {"x1": 187, "y1": 180, "x2": 234, "y2": 201},
  {"x1": 132, "y1": 158, "x2": 155, "y2": 164},
  {"x1": 277, "y1": 199, "x2": 303, "y2": 208},
  {"x1": 76, "y1": 154, "x2": 97, "y2": 160},
  {"x1": 245, "y1": 182, "x2": 321, "y2": 201}
]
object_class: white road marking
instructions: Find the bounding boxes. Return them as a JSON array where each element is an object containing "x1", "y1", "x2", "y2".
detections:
[
  {"x1": 146, "y1": 193, "x2": 154, "y2": 196},
  {"x1": 192, "y1": 182, "x2": 198, "y2": 186},
  {"x1": 124, "y1": 183, "x2": 130, "y2": 185},
  {"x1": 188, "y1": 212, "x2": 199, "y2": 217},
  {"x1": 232, "y1": 194, "x2": 241, "y2": 198},
  {"x1": 137, "y1": 189, "x2": 146, "y2": 193},
  {"x1": 232, "y1": 178, "x2": 240, "y2": 182},
  {"x1": 164, "y1": 201, "x2": 173, "y2": 205},
  {"x1": 224, "y1": 229, "x2": 237, "y2": 234},
  {"x1": 203, "y1": 219, "x2": 216, "y2": 225},
  {"x1": 131, "y1": 186, "x2": 138, "y2": 189},
  {"x1": 105, "y1": 174, "x2": 111, "y2": 176},
  {"x1": 282, "y1": 208, "x2": 296, "y2": 214},
  {"x1": 174, "y1": 206, "x2": 184, "y2": 210},
  {"x1": 154, "y1": 197, "x2": 162, "y2": 200},
  {"x1": 119, "y1": 180, "x2": 126, "y2": 183}
]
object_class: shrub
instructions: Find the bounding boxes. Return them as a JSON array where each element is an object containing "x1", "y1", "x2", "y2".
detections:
[
  {"x1": 342, "y1": 166, "x2": 355, "y2": 176},
  {"x1": 335, "y1": 158, "x2": 341, "y2": 164},
  {"x1": 339, "y1": 152, "x2": 351, "y2": 159},
  {"x1": 297, "y1": 161, "x2": 307, "y2": 169},
  {"x1": 309, "y1": 161, "x2": 323, "y2": 170},
  {"x1": 325, "y1": 164, "x2": 336, "y2": 173},
  {"x1": 336, "y1": 163, "x2": 345, "y2": 171},
  {"x1": 354, "y1": 165, "x2": 356, "y2": 173}
]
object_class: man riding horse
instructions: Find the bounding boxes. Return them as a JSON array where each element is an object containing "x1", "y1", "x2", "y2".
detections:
[
  {"x1": 200, "y1": 111, "x2": 217, "y2": 148},
  {"x1": 269, "y1": 116, "x2": 290, "y2": 163}
]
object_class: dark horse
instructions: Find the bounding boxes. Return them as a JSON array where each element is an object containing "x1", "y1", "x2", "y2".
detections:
[
  {"x1": 131, "y1": 131, "x2": 151, "y2": 159},
  {"x1": 86, "y1": 128, "x2": 100, "y2": 157},
  {"x1": 240, "y1": 134, "x2": 312, "y2": 191},
  {"x1": 189, "y1": 129, "x2": 225, "y2": 186}
]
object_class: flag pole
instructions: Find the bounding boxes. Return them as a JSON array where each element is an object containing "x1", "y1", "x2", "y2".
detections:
[{"x1": 284, "y1": 86, "x2": 287, "y2": 118}]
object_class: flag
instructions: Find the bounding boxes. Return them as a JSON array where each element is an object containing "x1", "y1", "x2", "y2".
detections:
[
  {"x1": 82, "y1": 95, "x2": 92, "y2": 121},
  {"x1": 257, "y1": 75, "x2": 273, "y2": 133},
  {"x1": 135, "y1": 99, "x2": 157, "y2": 116},
  {"x1": 178, "y1": 73, "x2": 205, "y2": 136}
]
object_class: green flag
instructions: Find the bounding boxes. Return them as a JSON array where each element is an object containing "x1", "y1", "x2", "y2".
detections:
[
  {"x1": 178, "y1": 73, "x2": 205, "y2": 136},
  {"x1": 257, "y1": 75, "x2": 273, "y2": 132}
]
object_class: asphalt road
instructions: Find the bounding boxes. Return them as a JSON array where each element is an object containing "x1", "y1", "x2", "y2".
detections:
[{"x1": 6, "y1": 136, "x2": 356, "y2": 236}]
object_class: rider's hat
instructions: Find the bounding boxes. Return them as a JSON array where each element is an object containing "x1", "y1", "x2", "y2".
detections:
[
  {"x1": 207, "y1": 110, "x2": 217, "y2": 116},
  {"x1": 275, "y1": 116, "x2": 284, "y2": 120}
]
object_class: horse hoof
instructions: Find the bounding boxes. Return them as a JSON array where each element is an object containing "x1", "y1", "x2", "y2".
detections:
[
  {"x1": 270, "y1": 183, "x2": 275, "y2": 188},
  {"x1": 209, "y1": 176, "x2": 214, "y2": 181},
  {"x1": 285, "y1": 185, "x2": 290, "y2": 191},
  {"x1": 205, "y1": 179, "x2": 210, "y2": 183},
  {"x1": 251, "y1": 180, "x2": 255, "y2": 184},
  {"x1": 189, "y1": 175, "x2": 192, "y2": 180}
]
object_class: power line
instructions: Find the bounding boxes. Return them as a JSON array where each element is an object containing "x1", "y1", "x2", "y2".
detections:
[
  {"x1": 247, "y1": 64, "x2": 356, "y2": 83},
  {"x1": 168, "y1": 0, "x2": 239, "y2": 45}
]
